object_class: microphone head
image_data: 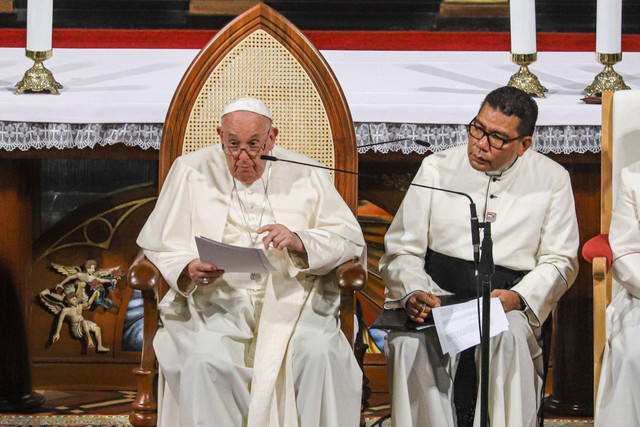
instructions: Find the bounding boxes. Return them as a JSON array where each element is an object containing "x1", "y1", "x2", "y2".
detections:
[
  {"x1": 413, "y1": 139, "x2": 431, "y2": 147},
  {"x1": 260, "y1": 155, "x2": 278, "y2": 161}
]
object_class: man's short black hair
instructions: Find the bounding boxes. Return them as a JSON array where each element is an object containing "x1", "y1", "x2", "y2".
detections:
[{"x1": 480, "y1": 86, "x2": 538, "y2": 137}]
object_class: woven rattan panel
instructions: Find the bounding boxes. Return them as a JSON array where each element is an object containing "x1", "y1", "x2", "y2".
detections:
[{"x1": 183, "y1": 30, "x2": 335, "y2": 176}]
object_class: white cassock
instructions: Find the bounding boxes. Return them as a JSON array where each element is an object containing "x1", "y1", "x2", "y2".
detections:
[
  {"x1": 137, "y1": 144, "x2": 365, "y2": 427},
  {"x1": 379, "y1": 145, "x2": 579, "y2": 427},
  {"x1": 595, "y1": 162, "x2": 640, "y2": 426}
]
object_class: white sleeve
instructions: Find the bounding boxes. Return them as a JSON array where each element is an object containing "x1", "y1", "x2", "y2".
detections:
[
  {"x1": 511, "y1": 168, "x2": 579, "y2": 327},
  {"x1": 136, "y1": 158, "x2": 198, "y2": 293},
  {"x1": 610, "y1": 166, "x2": 640, "y2": 298},
  {"x1": 292, "y1": 168, "x2": 365, "y2": 277},
  {"x1": 378, "y1": 160, "x2": 442, "y2": 309}
]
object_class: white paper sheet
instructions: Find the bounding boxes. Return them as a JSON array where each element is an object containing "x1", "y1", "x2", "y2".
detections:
[
  {"x1": 195, "y1": 236, "x2": 276, "y2": 273},
  {"x1": 431, "y1": 297, "x2": 509, "y2": 357}
]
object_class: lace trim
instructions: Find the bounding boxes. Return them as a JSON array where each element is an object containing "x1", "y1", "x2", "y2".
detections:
[
  {"x1": 355, "y1": 123, "x2": 601, "y2": 155},
  {"x1": 0, "y1": 121, "x2": 601, "y2": 154},
  {"x1": 0, "y1": 122, "x2": 162, "y2": 151}
]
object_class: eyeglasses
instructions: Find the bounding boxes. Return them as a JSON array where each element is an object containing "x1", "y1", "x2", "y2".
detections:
[
  {"x1": 468, "y1": 119, "x2": 522, "y2": 150},
  {"x1": 222, "y1": 131, "x2": 270, "y2": 158}
]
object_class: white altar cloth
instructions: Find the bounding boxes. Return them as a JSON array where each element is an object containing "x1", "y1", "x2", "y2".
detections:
[{"x1": 2, "y1": 48, "x2": 638, "y2": 152}]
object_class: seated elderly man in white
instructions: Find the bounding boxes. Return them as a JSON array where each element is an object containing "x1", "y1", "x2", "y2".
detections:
[
  {"x1": 595, "y1": 161, "x2": 640, "y2": 427},
  {"x1": 137, "y1": 98, "x2": 365, "y2": 427}
]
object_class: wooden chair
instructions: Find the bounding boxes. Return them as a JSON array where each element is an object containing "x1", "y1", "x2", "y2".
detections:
[
  {"x1": 127, "y1": 4, "x2": 368, "y2": 426},
  {"x1": 582, "y1": 90, "x2": 640, "y2": 413}
]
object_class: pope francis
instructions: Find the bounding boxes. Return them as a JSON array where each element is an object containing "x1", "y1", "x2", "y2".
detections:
[{"x1": 137, "y1": 98, "x2": 366, "y2": 427}]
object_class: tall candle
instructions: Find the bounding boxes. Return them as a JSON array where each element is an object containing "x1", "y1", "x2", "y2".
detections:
[
  {"x1": 510, "y1": 0, "x2": 537, "y2": 54},
  {"x1": 26, "y1": 0, "x2": 53, "y2": 52},
  {"x1": 596, "y1": 0, "x2": 622, "y2": 53}
]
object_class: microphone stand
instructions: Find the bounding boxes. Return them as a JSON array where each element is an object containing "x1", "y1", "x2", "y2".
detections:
[{"x1": 478, "y1": 222, "x2": 494, "y2": 427}]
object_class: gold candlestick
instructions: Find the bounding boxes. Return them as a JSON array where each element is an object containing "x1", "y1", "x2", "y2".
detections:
[
  {"x1": 507, "y1": 53, "x2": 548, "y2": 98},
  {"x1": 15, "y1": 50, "x2": 63, "y2": 95},
  {"x1": 584, "y1": 52, "x2": 630, "y2": 98}
]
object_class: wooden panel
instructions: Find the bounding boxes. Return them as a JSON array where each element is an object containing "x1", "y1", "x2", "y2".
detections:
[
  {"x1": 29, "y1": 185, "x2": 157, "y2": 389},
  {"x1": 31, "y1": 363, "x2": 138, "y2": 390},
  {"x1": 545, "y1": 158, "x2": 599, "y2": 416},
  {"x1": 0, "y1": 160, "x2": 41, "y2": 407},
  {"x1": 364, "y1": 354, "x2": 388, "y2": 393}
]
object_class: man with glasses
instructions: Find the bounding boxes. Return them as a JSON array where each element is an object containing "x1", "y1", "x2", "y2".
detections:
[
  {"x1": 137, "y1": 97, "x2": 365, "y2": 426},
  {"x1": 380, "y1": 86, "x2": 579, "y2": 426}
]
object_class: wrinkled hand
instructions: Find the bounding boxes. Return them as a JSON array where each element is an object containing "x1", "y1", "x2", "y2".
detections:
[
  {"x1": 258, "y1": 224, "x2": 306, "y2": 253},
  {"x1": 186, "y1": 258, "x2": 224, "y2": 286},
  {"x1": 406, "y1": 291, "x2": 442, "y2": 324},
  {"x1": 490, "y1": 289, "x2": 523, "y2": 313}
]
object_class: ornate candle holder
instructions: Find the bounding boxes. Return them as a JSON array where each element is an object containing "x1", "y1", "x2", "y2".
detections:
[
  {"x1": 584, "y1": 52, "x2": 630, "y2": 98},
  {"x1": 15, "y1": 50, "x2": 63, "y2": 95},
  {"x1": 507, "y1": 53, "x2": 548, "y2": 98}
]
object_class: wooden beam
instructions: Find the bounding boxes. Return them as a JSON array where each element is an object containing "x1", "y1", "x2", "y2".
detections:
[
  {"x1": 440, "y1": 0, "x2": 509, "y2": 17},
  {"x1": 0, "y1": 0, "x2": 13, "y2": 13},
  {"x1": 189, "y1": 0, "x2": 261, "y2": 16}
]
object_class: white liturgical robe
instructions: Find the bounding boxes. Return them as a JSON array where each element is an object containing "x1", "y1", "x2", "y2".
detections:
[
  {"x1": 379, "y1": 145, "x2": 579, "y2": 427},
  {"x1": 595, "y1": 162, "x2": 640, "y2": 426},
  {"x1": 137, "y1": 144, "x2": 365, "y2": 427}
]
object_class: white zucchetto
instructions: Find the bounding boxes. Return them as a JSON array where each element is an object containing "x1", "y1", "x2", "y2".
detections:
[{"x1": 221, "y1": 97, "x2": 273, "y2": 120}]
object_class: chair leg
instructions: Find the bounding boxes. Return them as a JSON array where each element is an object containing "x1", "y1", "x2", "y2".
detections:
[
  {"x1": 130, "y1": 367, "x2": 158, "y2": 427},
  {"x1": 128, "y1": 284, "x2": 159, "y2": 427}
]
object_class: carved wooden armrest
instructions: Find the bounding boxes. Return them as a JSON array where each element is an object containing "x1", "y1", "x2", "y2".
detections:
[
  {"x1": 128, "y1": 250, "x2": 161, "y2": 296},
  {"x1": 128, "y1": 249, "x2": 161, "y2": 427},
  {"x1": 336, "y1": 258, "x2": 367, "y2": 293}
]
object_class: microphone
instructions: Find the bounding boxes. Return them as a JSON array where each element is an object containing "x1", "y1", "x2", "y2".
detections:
[
  {"x1": 261, "y1": 153, "x2": 481, "y2": 265},
  {"x1": 479, "y1": 222, "x2": 494, "y2": 279}
]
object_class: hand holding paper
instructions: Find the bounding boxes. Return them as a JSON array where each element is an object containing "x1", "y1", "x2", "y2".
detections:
[
  {"x1": 431, "y1": 298, "x2": 509, "y2": 357},
  {"x1": 195, "y1": 236, "x2": 277, "y2": 274},
  {"x1": 186, "y1": 258, "x2": 224, "y2": 286}
]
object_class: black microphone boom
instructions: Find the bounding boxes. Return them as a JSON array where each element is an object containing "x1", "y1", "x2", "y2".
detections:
[
  {"x1": 262, "y1": 153, "x2": 479, "y2": 266},
  {"x1": 260, "y1": 155, "x2": 358, "y2": 175}
]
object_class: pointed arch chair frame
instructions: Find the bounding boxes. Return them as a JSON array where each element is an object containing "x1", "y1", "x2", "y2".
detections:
[{"x1": 127, "y1": 4, "x2": 368, "y2": 426}]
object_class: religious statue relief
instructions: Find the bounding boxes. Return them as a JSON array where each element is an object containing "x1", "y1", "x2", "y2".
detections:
[{"x1": 38, "y1": 260, "x2": 124, "y2": 353}]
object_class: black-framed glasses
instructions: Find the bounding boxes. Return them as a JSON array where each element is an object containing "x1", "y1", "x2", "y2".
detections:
[
  {"x1": 222, "y1": 130, "x2": 270, "y2": 158},
  {"x1": 467, "y1": 119, "x2": 522, "y2": 150}
]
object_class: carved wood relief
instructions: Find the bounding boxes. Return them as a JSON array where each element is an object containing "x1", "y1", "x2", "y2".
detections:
[{"x1": 28, "y1": 185, "x2": 157, "y2": 388}]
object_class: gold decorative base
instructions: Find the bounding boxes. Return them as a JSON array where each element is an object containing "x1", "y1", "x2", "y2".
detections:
[
  {"x1": 15, "y1": 50, "x2": 63, "y2": 95},
  {"x1": 584, "y1": 52, "x2": 630, "y2": 98},
  {"x1": 507, "y1": 53, "x2": 548, "y2": 98}
]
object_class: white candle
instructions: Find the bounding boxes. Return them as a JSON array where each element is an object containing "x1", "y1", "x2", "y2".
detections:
[
  {"x1": 596, "y1": 0, "x2": 622, "y2": 53},
  {"x1": 26, "y1": 0, "x2": 53, "y2": 52},
  {"x1": 510, "y1": 0, "x2": 537, "y2": 54}
]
